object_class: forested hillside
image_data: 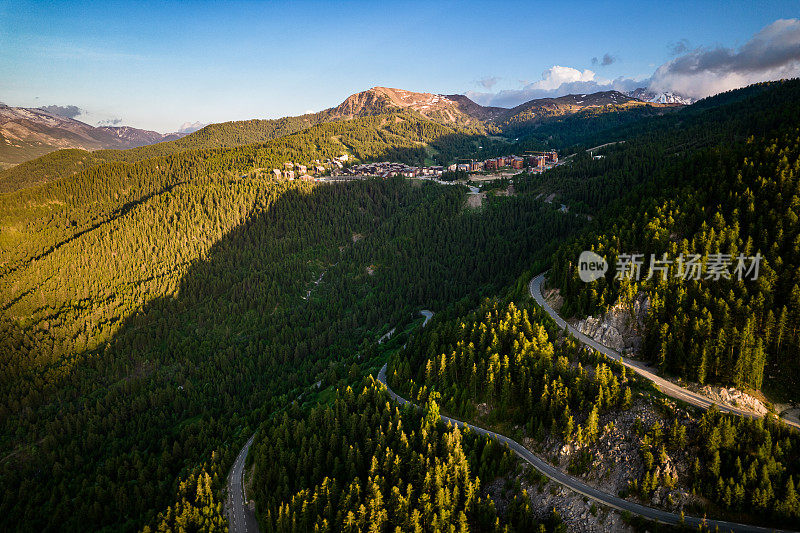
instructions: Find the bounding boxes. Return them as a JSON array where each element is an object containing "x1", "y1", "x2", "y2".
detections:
[
  {"x1": 0, "y1": 115, "x2": 317, "y2": 192},
  {"x1": 388, "y1": 298, "x2": 800, "y2": 526},
  {"x1": 250, "y1": 382, "x2": 551, "y2": 532},
  {"x1": 539, "y1": 79, "x2": 800, "y2": 397},
  {"x1": 0, "y1": 162, "x2": 583, "y2": 530},
  {"x1": 0, "y1": 110, "x2": 482, "y2": 277},
  {"x1": 0, "y1": 86, "x2": 673, "y2": 194},
  {"x1": 0, "y1": 110, "x2": 490, "y2": 193},
  {"x1": 388, "y1": 300, "x2": 632, "y2": 460},
  {"x1": 3, "y1": 79, "x2": 800, "y2": 532}
]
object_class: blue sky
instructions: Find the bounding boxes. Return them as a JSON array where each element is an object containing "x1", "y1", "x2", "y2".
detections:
[{"x1": 1, "y1": 0, "x2": 798, "y2": 132}]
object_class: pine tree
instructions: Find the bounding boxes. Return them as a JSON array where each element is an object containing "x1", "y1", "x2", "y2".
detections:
[{"x1": 585, "y1": 406, "x2": 600, "y2": 442}]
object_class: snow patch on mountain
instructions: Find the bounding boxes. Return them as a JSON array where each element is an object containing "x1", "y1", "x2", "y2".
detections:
[
  {"x1": 178, "y1": 121, "x2": 206, "y2": 134},
  {"x1": 628, "y1": 87, "x2": 694, "y2": 105}
]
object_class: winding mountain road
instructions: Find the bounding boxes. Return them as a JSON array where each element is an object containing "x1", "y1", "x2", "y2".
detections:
[
  {"x1": 529, "y1": 273, "x2": 799, "y2": 430},
  {"x1": 227, "y1": 287, "x2": 795, "y2": 532},
  {"x1": 224, "y1": 310, "x2": 435, "y2": 533},
  {"x1": 376, "y1": 363, "x2": 794, "y2": 533},
  {"x1": 226, "y1": 434, "x2": 259, "y2": 533}
]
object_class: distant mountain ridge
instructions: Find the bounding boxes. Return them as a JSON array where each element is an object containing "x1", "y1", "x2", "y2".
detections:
[
  {"x1": 327, "y1": 87, "x2": 674, "y2": 129},
  {"x1": 96, "y1": 125, "x2": 186, "y2": 145},
  {"x1": 498, "y1": 90, "x2": 663, "y2": 129},
  {"x1": 0, "y1": 85, "x2": 685, "y2": 177},
  {"x1": 0, "y1": 103, "x2": 189, "y2": 168}
]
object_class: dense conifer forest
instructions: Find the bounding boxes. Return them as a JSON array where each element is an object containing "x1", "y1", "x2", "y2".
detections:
[
  {"x1": 250, "y1": 382, "x2": 556, "y2": 532},
  {"x1": 541, "y1": 80, "x2": 800, "y2": 395},
  {"x1": 2, "y1": 79, "x2": 800, "y2": 532},
  {"x1": 387, "y1": 299, "x2": 800, "y2": 525},
  {"x1": 0, "y1": 171, "x2": 580, "y2": 530}
]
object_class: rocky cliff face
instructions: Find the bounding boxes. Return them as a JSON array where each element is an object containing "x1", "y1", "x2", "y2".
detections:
[
  {"x1": 332, "y1": 88, "x2": 394, "y2": 117},
  {"x1": 574, "y1": 293, "x2": 650, "y2": 354}
]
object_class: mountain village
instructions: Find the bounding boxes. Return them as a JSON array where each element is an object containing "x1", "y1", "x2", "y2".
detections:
[{"x1": 266, "y1": 150, "x2": 560, "y2": 182}]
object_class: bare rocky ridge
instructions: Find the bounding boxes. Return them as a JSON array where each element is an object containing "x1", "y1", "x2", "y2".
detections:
[
  {"x1": 439, "y1": 93, "x2": 507, "y2": 122},
  {"x1": 330, "y1": 87, "x2": 675, "y2": 129},
  {"x1": 332, "y1": 88, "x2": 395, "y2": 117},
  {"x1": 332, "y1": 87, "x2": 498, "y2": 126}
]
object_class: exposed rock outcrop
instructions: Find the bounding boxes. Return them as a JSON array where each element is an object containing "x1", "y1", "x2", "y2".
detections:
[
  {"x1": 574, "y1": 293, "x2": 650, "y2": 354},
  {"x1": 697, "y1": 385, "x2": 768, "y2": 416}
]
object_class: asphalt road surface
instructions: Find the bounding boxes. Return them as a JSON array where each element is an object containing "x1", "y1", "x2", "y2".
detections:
[
  {"x1": 226, "y1": 434, "x2": 259, "y2": 533},
  {"x1": 529, "y1": 273, "x2": 799, "y2": 430},
  {"x1": 376, "y1": 363, "x2": 795, "y2": 533}
]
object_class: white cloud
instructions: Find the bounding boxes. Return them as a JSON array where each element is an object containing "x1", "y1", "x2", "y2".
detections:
[
  {"x1": 468, "y1": 18, "x2": 800, "y2": 108},
  {"x1": 468, "y1": 66, "x2": 642, "y2": 108},
  {"x1": 178, "y1": 121, "x2": 206, "y2": 134},
  {"x1": 649, "y1": 18, "x2": 800, "y2": 99},
  {"x1": 534, "y1": 65, "x2": 596, "y2": 90},
  {"x1": 476, "y1": 76, "x2": 499, "y2": 89}
]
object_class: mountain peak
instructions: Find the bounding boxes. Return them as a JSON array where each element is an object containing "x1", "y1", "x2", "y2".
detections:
[
  {"x1": 628, "y1": 87, "x2": 694, "y2": 105},
  {"x1": 342, "y1": 86, "x2": 451, "y2": 110},
  {"x1": 333, "y1": 86, "x2": 676, "y2": 129},
  {"x1": 178, "y1": 121, "x2": 206, "y2": 134},
  {"x1": 333, "y1": 87, "x2": 493, "y2": 125}
]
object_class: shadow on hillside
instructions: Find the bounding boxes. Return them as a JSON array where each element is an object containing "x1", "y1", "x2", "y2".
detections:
[
  {"x1": 3, "y1": 179, "x2": 405, "y2": 531},
  {"x1": 4, "y1": 172, "x2": 583, "y2": 531}
]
